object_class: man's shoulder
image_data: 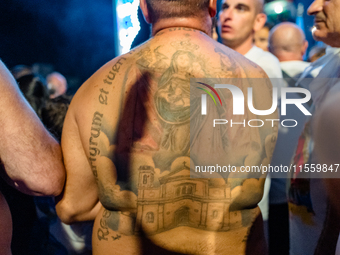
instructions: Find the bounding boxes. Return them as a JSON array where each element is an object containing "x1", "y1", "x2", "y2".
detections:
[
  {"x1": 280, "y1": 61, "x2": 310, "y2": 78},
  {"x1": 213, "y1": 42, "x2": 268, "y2": 78},
  {"x1": 68, "y1": 54, "x2": 136, "y2": 116},
  {"x1": 257, "y1": 47, "x2": 279, "y2": 63},
  {"x1": 280, "y1": 60, "x2": 309, "y2": 68},
  {"x1": 246, "y1": 46, "x2": 276, "y2": 63},
  {"x1": 76, "y1": 54, "x2": 136, "y2": 93},
  {"x1": 245, "y1": 46, "x2": 282, "y2": 78}
]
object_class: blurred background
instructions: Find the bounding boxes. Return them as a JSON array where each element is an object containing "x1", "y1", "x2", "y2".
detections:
[{"x1": 0, "y1": 0, "x2": 315, "y2": 94}]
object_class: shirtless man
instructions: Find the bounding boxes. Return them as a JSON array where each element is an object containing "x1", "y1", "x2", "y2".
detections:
[
  {"x1": 57, "y1": 0, "x2": 277, "y2": 254},
  {"x1": 0, "y1": 60, "x2": 65, "y2": 254}
]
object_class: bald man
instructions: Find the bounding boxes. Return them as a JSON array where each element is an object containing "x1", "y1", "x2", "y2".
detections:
[
  {"x1": 47, "y1": 72, "x2": 68, "y2": 99},
  {"x1": 266, "y1": 22, "x2": 312, "y2": 255},
  {"x1": 218, "y1": 0, "x2": 282, "y2": 79},
  {"x1": 268, "y1": 22, "x2": 318, "y2": 79}
]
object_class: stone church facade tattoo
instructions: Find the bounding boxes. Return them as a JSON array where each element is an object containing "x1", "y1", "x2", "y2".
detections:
[{"x1": 135, "y1": 160, "x2": 242, "y2": 235}]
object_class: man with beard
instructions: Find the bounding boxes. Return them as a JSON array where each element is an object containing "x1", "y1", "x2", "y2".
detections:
[{"x1": 288, "y1": 0, "x2": 340, "y2": 254}]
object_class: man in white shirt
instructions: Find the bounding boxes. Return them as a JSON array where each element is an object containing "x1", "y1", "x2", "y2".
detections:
[
  {"x1": 267, "y1": 22, "x2": 313, "y2": 255},
  {"x1": 287, "y1": 0, "x2": 340, "y2": 253},
  {"x1": 217, "y1": 0, "x2": 282, "y2": 79},
  {"x1": 217, "y1": 0, "x2": 283, "y2": 247},
  {"x1": 269, "y1": 22, "x2": 320, "y2": 79}
]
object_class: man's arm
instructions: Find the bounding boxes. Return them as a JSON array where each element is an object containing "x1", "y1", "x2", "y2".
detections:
[
  {"x1": 0, "y1": 191, "x2": 12, "y2": 255},
  {"x1": 0, "y1": 61, "x2": 65, "y2": 196},
  {"x1": 56, "y1": 56, "x2": 134, "y2": 223},
  {"x1": 55, "y1": 74, "x2": 103, "y2": 224},
  {"x1": 314, "y1": 92, "x2": 340, "y2": 212}
]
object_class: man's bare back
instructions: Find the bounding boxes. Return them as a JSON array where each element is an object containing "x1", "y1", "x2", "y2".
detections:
[{"x1": 59, "y1": 26, "x2": 277, "y2": 254}]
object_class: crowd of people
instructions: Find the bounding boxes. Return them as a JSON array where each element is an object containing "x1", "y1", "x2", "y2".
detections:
[{"x1": 1, "y1": 0, "x2": 340, "y2": 254}]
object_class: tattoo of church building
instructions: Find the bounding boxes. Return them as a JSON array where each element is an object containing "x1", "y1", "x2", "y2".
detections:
[{"x1": 135, "y1": 163, "x2": 242, "y2": 234}]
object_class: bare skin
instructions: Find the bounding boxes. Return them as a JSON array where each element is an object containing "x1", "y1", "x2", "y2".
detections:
[
  {"x1": 0, "y1": 61, "x2": 65, "y2": 196},
  {"x1": 268, "y1": 22, "x2": 308, "y2": 62},
  {"x1": 0, "y1": 60, "x2": 65, "y2": 254},
  {"x1": 217, "y1": 0, "x2": 266, "y2": 55},
  {"x1": 0, "y1": 191, "x2": 12, "y2": 255},
  {"x1": 58, "y1": 23, "x2": 277, "y2": 254},
  {"x1": 57, "y1": 0, "x2": 277, "y2": 254},
  {"x1": 254, "y1": 26, "x2": 269, "y2": 51}
]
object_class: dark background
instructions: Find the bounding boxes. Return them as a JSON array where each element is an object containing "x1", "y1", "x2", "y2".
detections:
[
  {"x1": 0, "y1": 0, "x2": 117, "y2": 94},
  {"x1": 0, "y1": 0, "x2": 314, "y2": 94}
]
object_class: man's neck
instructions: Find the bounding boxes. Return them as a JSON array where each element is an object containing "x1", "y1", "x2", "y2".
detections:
[
  {"x1": 226, "y1": 36, "x2": 254, "y2": 55},
  {"x1": 152, "y1": 16, "x2": 212, "y2": 37}
]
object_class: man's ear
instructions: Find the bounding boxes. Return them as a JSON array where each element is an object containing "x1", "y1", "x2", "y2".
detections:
[
  {"x1": 253, "y1": 13, "x2": 267, "y2": 32},
  {"x1": 140, "y1": 0, "x2": 151, "y2": 24},
  {"x1": 209, "y1": 0, "x2": 218, "y2": 17},
  {"x1": 302, "y1": 40, "x2": 309, "y2": 57}
]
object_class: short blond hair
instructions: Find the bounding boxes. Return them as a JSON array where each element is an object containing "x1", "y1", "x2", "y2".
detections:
[{"x1": 255, "y1": 0, "x2": 264, "y2": 14}]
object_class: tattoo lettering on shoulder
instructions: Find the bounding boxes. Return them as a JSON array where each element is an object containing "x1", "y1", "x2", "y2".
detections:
[
  {"x1": 103, "y1": 57, "x2": 127, "y2": 85},
  {"x1": 89, "y1": 59, "x2": 121, "y2": 177},
  {"x1": 99, "y1": 88, "x2": 109, "y2": 105},
  {"x1": 167, "y1": 27, "x2": 206, "y2": 35},
  {"x1": 168, "y1": 27, "x2": 187, "y2": 32},
  {"x1": 89, "y1": 111, "x2": 103, "y2": 178}
]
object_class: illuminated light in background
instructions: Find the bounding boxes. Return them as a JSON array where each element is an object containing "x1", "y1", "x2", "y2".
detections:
[
  {"x1": 117, "y1": 2, "x2": 133, "y2": 19},
  {"x1": 274, "y1": 4, "x2": 283, "y2": 14},
  {"x1": 115, "y1": 0, "x2": 140, "y2": 55},
  {"x1": 312, "y1": 26, "x2": 317, "y2": 35}
]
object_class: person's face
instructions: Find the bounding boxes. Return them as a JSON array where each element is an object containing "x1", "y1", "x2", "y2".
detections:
[
  {"x1": 217, "y1": 0, "x2": 258, "y2": 48},
  {"x1": 308, "y1": 0, "x2": 340, "y2": 47},
  {"x1": 254, "y1": 26, "x2": 269, "y2": 51},
  {"x1": 47, "y1": 74, "x2": 67, "y2": 98}
]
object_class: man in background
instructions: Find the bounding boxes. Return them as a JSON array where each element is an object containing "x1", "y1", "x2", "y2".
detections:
[
  {"x1": 47, "y1": 72, "x2": 68, "y2": 98},
  {"x1": 266, "y1": 21, "x2": 312, "y2": 255},
  {"x1": 287, "y1": 0, "x2": 340, "y2": 253},
  {"x1": 217, "y1": 0, "x2": 282, "y2": 78},
  {"x1": 269, "y1": 22, "x2": 317, "y2": 80},
  {"x1": 217, "y1": 0, "x2": 283, "y2": 241},
  {"x1": 254, "y1": 24, "x2": 271, "y2": 51},
  {"x1": 308, "y1": 44, "x2": 326, "y2": 62}
]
